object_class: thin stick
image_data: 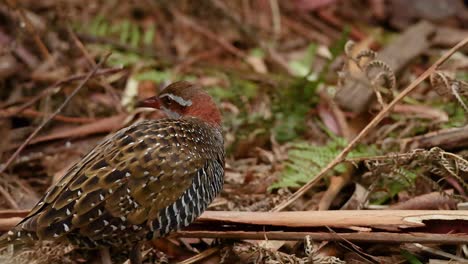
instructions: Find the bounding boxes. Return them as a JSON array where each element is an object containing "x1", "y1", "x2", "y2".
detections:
[
  {"x1": 17, "y1": 9, "x2": 51, "y2": 60},
  {"x1": 5, "y1": 0, "x2": 51, "y2": 59},
  {"x1": 0, "y1": 185, "x2": 18, "y2": 209},
  {"x1": 0, "y1": 108, "x2": 96, "y2": 123},
  {"x1": 345, "y1": 152, "x2": 417, "y2": 163},
  {"x1": 175, "y1": 231, "x2": 467, "y2": 244},
  {"x1": 66, "y1": 24, "x2": 96, "y2": 68},
  {"x1": 273, "y1": 37, "x2": 468, "y2": 212},
  {"x1": 0, "y1": 53, "x2": 112, "y2": 175}
]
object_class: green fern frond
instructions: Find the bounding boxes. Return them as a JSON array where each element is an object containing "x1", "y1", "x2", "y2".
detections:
[
  {"x1": 270, "y1": 138, "x2": 377, "y2": 190},
  {"x1": 370, "y1": 168, "x2": 418, "y2": 205}
]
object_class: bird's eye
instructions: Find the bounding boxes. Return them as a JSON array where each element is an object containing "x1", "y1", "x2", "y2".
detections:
[{"x1": 161, "y1": 96, "x2": 172, "y2": 106}]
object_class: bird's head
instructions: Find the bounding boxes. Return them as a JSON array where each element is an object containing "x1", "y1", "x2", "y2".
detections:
[{"x1": 139, "y1": 81, "x2": 222, "y2": 126}]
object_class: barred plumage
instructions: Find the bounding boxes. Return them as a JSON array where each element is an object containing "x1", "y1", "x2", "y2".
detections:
[{"x1": 0, "y1": 81, "x2": 225, "y2": 263}]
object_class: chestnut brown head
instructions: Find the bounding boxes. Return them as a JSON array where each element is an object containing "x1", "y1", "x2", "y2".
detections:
[{"x1": 139, "y1": 81, "x2": 222, "y2": 126}]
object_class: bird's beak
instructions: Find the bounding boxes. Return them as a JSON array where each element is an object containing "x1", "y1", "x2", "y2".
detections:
[{"x1": 137, "y1": 96, "x2": 162, "y2": 109}]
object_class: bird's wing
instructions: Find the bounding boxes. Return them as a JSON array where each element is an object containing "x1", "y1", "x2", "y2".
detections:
[{"x1": 15, "y1": 119, "x2": 221, "y2": 242}]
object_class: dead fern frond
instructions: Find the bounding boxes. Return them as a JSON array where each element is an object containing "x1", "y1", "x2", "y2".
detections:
[
  {"x1": 304, "y1": 236, "x2": 346, "y2": 264},
  {"x1": 338, "y1": 40, "x2": 396, "y2": 108},
  {"x1": 365, "y1": 60, "x2": 396, "y2": 92},
  {"x1": 360, "y1": 147, "x2": 468, "y2": 202},
  {"x1": 430, "y1": 71, "x2": 468, "y2": 113},
  {"x1": 344, "y1": 40, "x2": 355, "y2": 57},
  {"x1": 355, "y1": 49, "x2": 377, "y2": 64},
  {"x1": 229, "y1": 238, "x2": 345, "y2": 264}
]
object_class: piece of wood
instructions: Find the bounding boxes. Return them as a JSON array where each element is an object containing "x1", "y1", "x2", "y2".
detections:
[
  {"x1": 179, "y1": 210, "x2": 468, "y2": 244},
  {"x1": 196, "y1": 210, "x2": 467, "y2": 228},
  {"x1": 1, "y1": 210, "x2": 466, "y2": 231},
  {"x1": 432, "y1": 26, "x2": 468, "y2": 52},
  {"x1": 389, "y1": 191, "x2": 456, "y2": 210},
  {"x1": 401, "y1": 125, "x2": 468, "y2": 150},
  {"x1": 5, "y1": 114, "x2": 127, "y2": 150}
]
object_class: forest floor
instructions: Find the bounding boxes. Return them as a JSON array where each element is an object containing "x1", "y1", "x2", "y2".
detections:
[{"x1": 0, "y1": 1, "x2": 467, "y2": 263}]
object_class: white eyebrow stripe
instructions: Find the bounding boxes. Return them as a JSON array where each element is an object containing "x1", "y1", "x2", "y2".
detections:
[{"x1": 159, "y1": 93, "x2": 192, "y2": 106}]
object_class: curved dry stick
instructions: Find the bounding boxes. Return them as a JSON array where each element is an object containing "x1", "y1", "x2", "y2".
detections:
[{"x1": 273, "y1": 37, "x2": 468, "y2": 212}]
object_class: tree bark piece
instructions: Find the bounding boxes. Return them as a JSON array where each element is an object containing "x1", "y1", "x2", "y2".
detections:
[{"x1": 401, "y1": 125, "x2": 468, "y2": 150}]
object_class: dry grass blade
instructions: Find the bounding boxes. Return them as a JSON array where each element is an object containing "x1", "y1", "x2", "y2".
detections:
[
  {"x1": 0, "y1": 185, "x2": 18, "y2": 209},
  {"x1": 273, "y1": 37, "x2": 468, "y2": 212}
]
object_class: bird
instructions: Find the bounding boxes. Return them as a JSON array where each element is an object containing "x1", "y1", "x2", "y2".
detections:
[{"x1": 0, "y1": 81, "x2": 225, "y2": 263}]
